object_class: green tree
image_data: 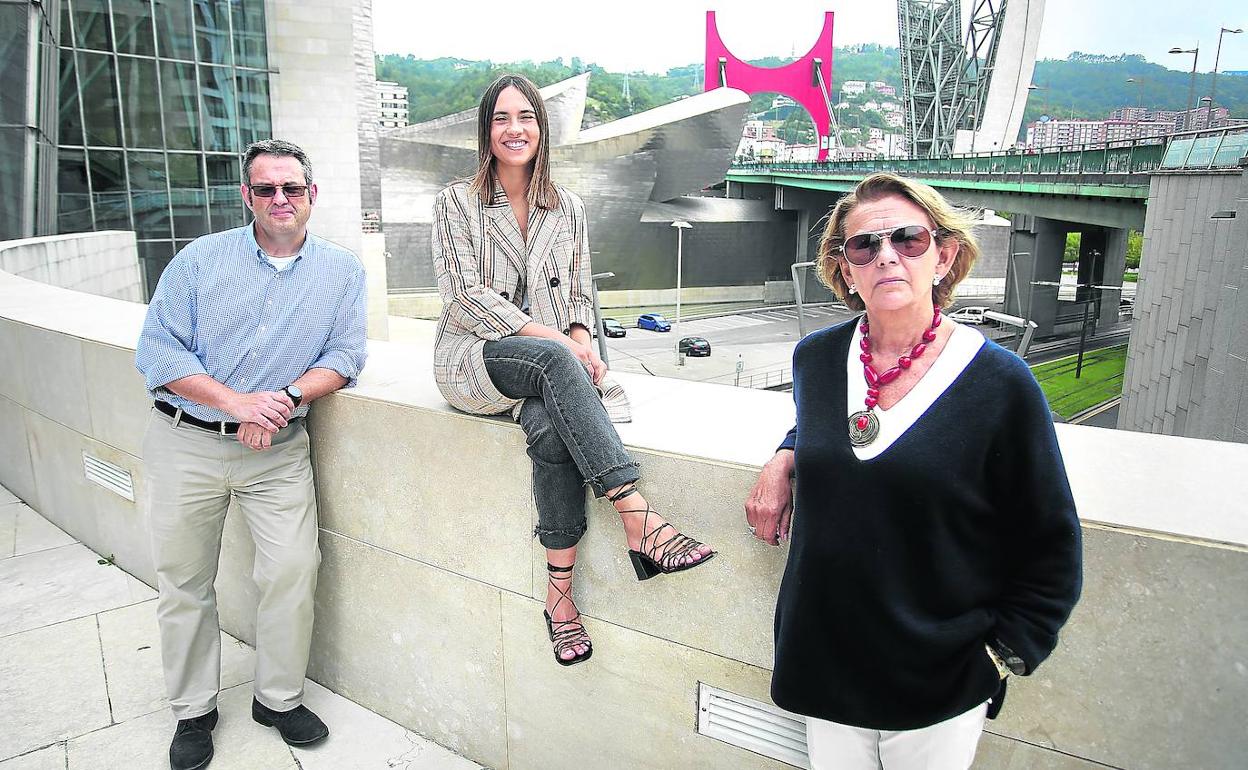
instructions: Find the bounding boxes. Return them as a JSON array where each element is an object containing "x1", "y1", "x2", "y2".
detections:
[
  {"x1": 1125, "y1": 230, "x2": 1142, "y2": 271},
  {"x1": 1064, "y1": 232, "x2": 1081, "y2": 264}
]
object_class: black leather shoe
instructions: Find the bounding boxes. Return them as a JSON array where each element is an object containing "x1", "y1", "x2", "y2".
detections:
[
  {"x1": 251, "y1": 698, "x2": 329, "y2": 746},
  {"x1": 170, "y1": 708, "x2": 218, "y2": 770}
]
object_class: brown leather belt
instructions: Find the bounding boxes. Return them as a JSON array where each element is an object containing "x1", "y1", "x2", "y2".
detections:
[{"x1": 154, "y1": 400, "x2": 240, "y2": 435}]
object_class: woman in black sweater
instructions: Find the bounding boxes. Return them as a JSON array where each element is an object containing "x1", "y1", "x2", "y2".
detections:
[{"x1": 745, "y1": 173, "x2": 1082, "y2": 768}]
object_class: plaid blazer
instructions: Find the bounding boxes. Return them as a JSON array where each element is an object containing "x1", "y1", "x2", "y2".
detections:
[{"x1": 431, "y1": 180, "x2": 630, "y2": 421}]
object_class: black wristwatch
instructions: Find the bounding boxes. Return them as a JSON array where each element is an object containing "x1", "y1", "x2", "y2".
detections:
[
  {"x1": 282, "y1": 385, "x2": 303, "y2": 408},
  {"x1": 989, "y1": 638, "x2": 1027, "y2": 676}
]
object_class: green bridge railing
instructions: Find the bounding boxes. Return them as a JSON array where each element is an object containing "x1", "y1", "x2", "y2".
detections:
[{"x1": 731, "y1": 127, "x2": 1248, "y2": 180}]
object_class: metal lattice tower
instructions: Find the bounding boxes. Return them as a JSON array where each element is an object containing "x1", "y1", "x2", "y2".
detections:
[
  {"x1": 960, "y1": 1, "x2": 1008, "y2": 152},
  {"x1": 897, "y1": 0, "x2": 1011, "y2": 157}
]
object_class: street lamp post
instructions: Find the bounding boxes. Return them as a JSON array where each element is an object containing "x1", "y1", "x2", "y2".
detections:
[
  {"x1": 1126, "y1": 77, "x2": 1144, "y2": 109},
  {"x1": 590, "y1": 271, "x2": 615, "y2": 366},
  {"x1": 1168, "y1": 45, "x2": 1200, "y2": 130},
  {"x1": 1027, "y1": 82, "x2": 1050, "y2": 117},
  {"x1": 790, "y1": 260, "x2": 816, "y2": 338},
  {"x1": 671, "y1": 220, "x2": 691, "y2": 366},
  {"x1": 1212, "y1": 27, "x2": 1243, "y2": 111},
  {"x1": 1027, "y1": 84, "x2": 1050, "y2": 148}
]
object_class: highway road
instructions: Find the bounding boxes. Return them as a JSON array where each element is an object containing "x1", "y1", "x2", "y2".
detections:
[
  {"x1": 601, "y1": 304, "x2": 854, "y2": 384},
  {"x1": 599, "y1": 302, "x2": 1132, "y2": 387}
]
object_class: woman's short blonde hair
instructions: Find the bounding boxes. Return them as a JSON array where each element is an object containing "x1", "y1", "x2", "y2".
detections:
[{"x1": 815, "y1": 173, "x2": 981, "y2": 311}]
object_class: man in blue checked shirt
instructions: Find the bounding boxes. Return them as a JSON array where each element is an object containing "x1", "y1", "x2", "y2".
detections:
[{"x1": 135, "y1": 139, "x2": 367, "y2": 770}]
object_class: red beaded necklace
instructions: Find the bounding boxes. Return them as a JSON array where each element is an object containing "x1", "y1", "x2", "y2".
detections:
[{"x1": 848, "y1": 304, "x2": 942, "y2": 447}]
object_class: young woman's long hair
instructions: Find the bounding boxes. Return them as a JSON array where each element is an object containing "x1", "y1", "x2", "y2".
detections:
[{"x1": 468, "y1": 73, "x2": 559, "y2": 210}]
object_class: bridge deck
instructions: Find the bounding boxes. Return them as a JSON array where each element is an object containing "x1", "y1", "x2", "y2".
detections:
[
  {"x1": 726, "y1": 169, "x2": 1150, "y2": 200},
  {"x1": 728, "y1": 127, "x2": 1248, "y2": 200}
]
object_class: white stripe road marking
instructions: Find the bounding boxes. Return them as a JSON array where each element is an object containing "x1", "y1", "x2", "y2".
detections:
[
  {"x1": 681, "y1": 316, "x2": 770, "y2": 332},
  {"x1": 669, "y1": 307, "x2": 851, "y2": 336}
]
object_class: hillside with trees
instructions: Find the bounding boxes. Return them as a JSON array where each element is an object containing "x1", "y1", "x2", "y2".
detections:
[
  {"x1": 377, "y1": 49, "x2": 1248, "y2": 135},
  {"x1": 1028, "y1": 53, "x2": 1248, "y2": 122}
]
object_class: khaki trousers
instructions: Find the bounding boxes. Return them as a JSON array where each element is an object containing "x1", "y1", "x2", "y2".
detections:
[{"x1": 142, "y1": 407, "x2": 320, "y2": 719}]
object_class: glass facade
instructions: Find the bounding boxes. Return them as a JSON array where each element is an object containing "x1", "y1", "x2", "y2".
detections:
[
  {"x1": 54, "y1": 0, "x2": 272, "y2": 297},
  {"x1": 1, "y1": 1, "x2": 38, "y2": 241}
]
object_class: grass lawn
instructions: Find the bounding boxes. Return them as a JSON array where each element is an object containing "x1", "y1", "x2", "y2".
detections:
[{"x1": 1030, "y1": 344, "x2": 1128, "y2": 419}]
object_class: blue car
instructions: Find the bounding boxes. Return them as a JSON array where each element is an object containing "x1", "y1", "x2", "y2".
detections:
[{"x1": 636, "y1": 313, "x2": 672, "y2": 332}]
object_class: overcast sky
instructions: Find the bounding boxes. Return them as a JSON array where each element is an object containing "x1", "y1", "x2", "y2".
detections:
[{"x1": 372, "y1": 0, "x2": 1248, "y2": 74}]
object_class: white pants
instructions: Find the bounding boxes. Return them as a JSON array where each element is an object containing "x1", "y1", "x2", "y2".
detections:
[
  {"x1": 805, "y1": 701, "x2": 988, "y2": 770},
  {"x1": 143, "y1": 408, "x2": 320, "y2": 719}
]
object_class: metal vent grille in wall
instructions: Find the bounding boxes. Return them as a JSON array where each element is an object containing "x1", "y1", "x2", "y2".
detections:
[
  {"x1": 83, "y1": 453, "x2": 135, "y2": 501},
  {"x1": 696, "y1": 683, "x2": 810, "y2": 768}
]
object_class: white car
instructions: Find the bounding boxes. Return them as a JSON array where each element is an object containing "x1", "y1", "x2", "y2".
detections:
[{"x1": 949, "y1": 306, "x2": 990, "y2": 325}]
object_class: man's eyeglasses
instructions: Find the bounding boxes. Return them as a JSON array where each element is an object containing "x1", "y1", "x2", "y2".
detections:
[
  {"x1": 248, "y1": 183, "x2": 308, "y2": 198},
  {"x1": 839, "y1": 224, "x2": 940, "y2": 266}
]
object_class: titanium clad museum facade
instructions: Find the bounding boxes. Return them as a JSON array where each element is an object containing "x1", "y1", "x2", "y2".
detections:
[{"x1": 1, "y1": 0, "x2": 273, "y2": 296}]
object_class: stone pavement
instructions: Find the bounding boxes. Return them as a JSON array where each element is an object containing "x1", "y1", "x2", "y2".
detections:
[{"x1": 0, "y1": 484, "x2": 482, "y2": 770}]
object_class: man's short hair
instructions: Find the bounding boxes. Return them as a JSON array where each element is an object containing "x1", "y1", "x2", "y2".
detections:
[{"x1": 242, "y1": 139, "x2": 314, "y2": 186}]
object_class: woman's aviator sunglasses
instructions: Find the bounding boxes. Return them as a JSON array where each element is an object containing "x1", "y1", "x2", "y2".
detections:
[
  {"x1": 248, "y1": 183, "x2": 308, "y2": 198},
  {"x1": 839, "y1": 224, "x2": 940, "y2": 266}
]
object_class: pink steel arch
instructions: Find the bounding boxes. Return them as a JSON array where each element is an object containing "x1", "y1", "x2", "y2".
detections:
[{"x1": 705, "y1": 11, "x2": 835, "y2": 160}]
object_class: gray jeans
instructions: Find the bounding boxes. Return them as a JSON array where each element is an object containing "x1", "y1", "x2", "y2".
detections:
[{"x1": 483, "y1": 336, "x2": 640, "y2": 550}]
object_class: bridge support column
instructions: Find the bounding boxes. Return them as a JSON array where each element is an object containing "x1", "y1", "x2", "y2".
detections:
[
  {"x1": 1006, "y1": 215, "x2": 1065, "y2": 337},
  {"x1": 796, "y1": 209, "x2": 810, "y2": 264},
  {"x1": 793, "y1": 205, "x2": 836, "y2": 303},
  {"x1": 1076, "y1": 227, "x2": 1127, "y2": 332}
]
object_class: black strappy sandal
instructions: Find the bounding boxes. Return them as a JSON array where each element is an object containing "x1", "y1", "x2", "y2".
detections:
[
  {"x1": 543, "y1": 562, "x2": 593, "y2": 667},
  {"x1": 607, "y1": 484, "x2": 716, "y2": 581}
]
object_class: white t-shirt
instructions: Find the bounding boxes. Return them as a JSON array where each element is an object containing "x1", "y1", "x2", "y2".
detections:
[{"x1": 266, "y1": 255, "x2": 298, "y2": 272}]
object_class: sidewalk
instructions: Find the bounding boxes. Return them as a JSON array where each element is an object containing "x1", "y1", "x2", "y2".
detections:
[{"x1": 0, "y1": 484, "x2": 482, "y2": 770}]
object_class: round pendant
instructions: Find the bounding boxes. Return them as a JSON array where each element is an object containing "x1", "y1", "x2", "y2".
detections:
[{"x1": 848, "y1": 410, "x2": 880, "y2": 447}]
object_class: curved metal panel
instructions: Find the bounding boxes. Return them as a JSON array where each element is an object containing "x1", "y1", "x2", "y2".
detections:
[{"x1": 379, "y1": 75, "x2": 752, "y2": 290}]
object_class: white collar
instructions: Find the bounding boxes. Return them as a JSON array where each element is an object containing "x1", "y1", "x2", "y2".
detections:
[{"x1": 845, "y1": 319, "x2": 985, "y2": 460}]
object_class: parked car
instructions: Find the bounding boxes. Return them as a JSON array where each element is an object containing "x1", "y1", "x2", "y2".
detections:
[
  {"x1": 637, "y1": 313, "x2": 671, "y2": 332},
  {"x1": 601, "y1": 318, "x2": 627, "y2": 338},
  {"x1": 949, "y1": 305, "x2": 990, "y2": 325},
  {"x1": 679, "y1": 336, "x2": 711, "y2": 357}
]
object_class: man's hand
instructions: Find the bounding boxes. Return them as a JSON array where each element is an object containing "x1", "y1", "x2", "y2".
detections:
[
  {"x1": 225, "y1": 391, "x2": 293, "y2": 432},
  {"x1": 237, "y1": 422, "x2": 274, "y2": 451},
  {"x1": 745, "y1": 450, "x2": 795, "y2": 546}
]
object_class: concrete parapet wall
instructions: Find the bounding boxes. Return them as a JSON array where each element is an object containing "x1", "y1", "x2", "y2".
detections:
[
  {"x1": 1, "y1": 266, "x2": 1246, "y2": 769},
  {"x1": 0, "y1": 231, "x2": 141, "y2": 301},
  {"x1": 387, "y1": 289, "x2": 445, "y2": 320}
]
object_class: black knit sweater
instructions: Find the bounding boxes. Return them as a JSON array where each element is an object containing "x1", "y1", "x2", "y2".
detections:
[{"x1": 771, "y1": 320, "x2": 1082, "y2": 730}]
